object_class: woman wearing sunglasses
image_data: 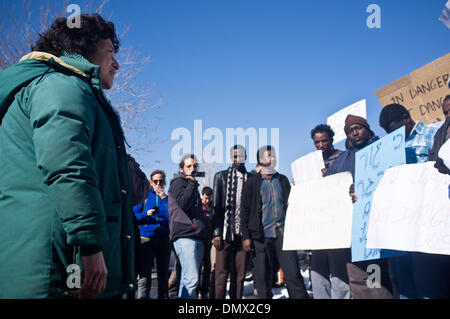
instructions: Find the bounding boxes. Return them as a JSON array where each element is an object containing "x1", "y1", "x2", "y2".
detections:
[{"x1": 133, "y1": 170, "x2": 171, "y2": 299}]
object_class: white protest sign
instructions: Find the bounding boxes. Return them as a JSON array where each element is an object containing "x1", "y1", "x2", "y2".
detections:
[
  {"x1": 367, "y1": 162, "x2": 450, "y2": 255},
  {"x1": 327, "y1": 99, "x2": 366, "y2": 144},
  {"x1": 290, "y1": 150, "x2": 324, "y2": 185},
  {"x1": 283, "y1": 172, "x2": 354, "y2": 250},
  {"x1": 438, "y1": 138, "x2": 450, "y2": 170}
]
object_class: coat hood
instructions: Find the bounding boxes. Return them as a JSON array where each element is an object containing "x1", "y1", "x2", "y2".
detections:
[{"x1": 0, "y1": 51, "x2": 101, "y2": 124}]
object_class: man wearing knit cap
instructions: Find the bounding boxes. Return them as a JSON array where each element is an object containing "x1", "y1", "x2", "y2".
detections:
[{"x1": 315, "y1": 114, "x2": 394, "y2": 299}]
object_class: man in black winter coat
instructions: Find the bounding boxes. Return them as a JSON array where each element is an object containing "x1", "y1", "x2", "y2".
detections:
[{"x1": 241, "y1": 145, "x2": 309, "y2": 299}]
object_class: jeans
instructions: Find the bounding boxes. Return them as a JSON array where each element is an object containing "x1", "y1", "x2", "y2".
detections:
[
  {"x1": 173, "y1": 238, "x2": 204, "y2": 299},
  {"x1": 310, "y1": 249, "x2": 351, "y2": 299}
]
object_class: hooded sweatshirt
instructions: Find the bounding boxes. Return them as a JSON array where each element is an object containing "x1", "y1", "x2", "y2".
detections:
[{"x1": 167, "y1": 174, "x2": 207, "y2": 242}]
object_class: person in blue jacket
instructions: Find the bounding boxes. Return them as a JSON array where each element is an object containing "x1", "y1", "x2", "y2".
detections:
[{"x1": 134, "y1": 170, "x2": 171, "y2": 299}]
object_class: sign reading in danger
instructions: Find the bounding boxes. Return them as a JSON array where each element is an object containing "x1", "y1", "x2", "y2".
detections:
[{"x1": 375, "y1": 53, "x2": 450, "y2": 124}]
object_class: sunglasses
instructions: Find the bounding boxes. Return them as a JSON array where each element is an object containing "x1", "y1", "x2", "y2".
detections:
[{"x1": 152, "y1": 179, "x2": 165, "y2": 185}]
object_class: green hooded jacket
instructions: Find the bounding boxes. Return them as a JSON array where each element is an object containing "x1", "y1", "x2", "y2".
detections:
[{"x1": 0, "y1": 52, "x2": 136, "y2": 298}]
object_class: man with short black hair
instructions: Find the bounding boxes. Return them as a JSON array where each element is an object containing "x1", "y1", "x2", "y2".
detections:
[
  {"x1": 310, "y1": 124, "x2": 343, "y2": 175},
  {"x1": 379, "y1": 103, "x2": 437, "y2": 164},
  {"x1": 212, "y1": 145, "x2": 250, "y2": 299},
  {"x1": 241, "y1": 146, "x2": 309, "y2": 299},
  {"x1": 309, "y1": 124, "x2": 346, "y2": 299},
  {"x1": 379, "y1": 104, "x2": 450, "y2": 299}
]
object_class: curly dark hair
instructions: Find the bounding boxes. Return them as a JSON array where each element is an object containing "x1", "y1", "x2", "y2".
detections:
[
  {"x1": 32, "y1": 13, "x2": 120, "y2": 60},
  {"x1": 310, "y1": 124, "x2": 335, "y2": 141}
]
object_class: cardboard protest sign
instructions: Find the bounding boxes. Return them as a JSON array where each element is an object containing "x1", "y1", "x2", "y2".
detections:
[
  {"x1": 283, "y1": 172, "x2": 353, "y2": 251},
  {"x1": 351, "y1": 127, "x2": 406, "y2": 262},
  {"x1": 376, "y1": 53, "x2": 450, "y2": 124},
  {"x1": 290, "y1": 150, "x2": 324, "y2": 185},
  {"x1": 367, "y1": 162, "x2": 450, "y2": 255},
  {"x1": 327, "y1": 99, "x2": 366, "y2": 144}
]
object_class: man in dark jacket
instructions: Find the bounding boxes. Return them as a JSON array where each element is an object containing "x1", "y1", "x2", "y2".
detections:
[
  {"x1": 324, "y1": 114, "x2": 393, "y2": 299},
  {"x1": 308, "y1": 124, "x2": 347, "y2": 299},
  {"x1": 379, "y1": 104, "x2": 446, "y2": 299},
  {"x1": 212, "y1": 145, "x2": 251, "y2": 299},
  {"x1": 241, "y1": 146, "x2": 309, "y2": 299},
  {"x1": 168, "y1": 154, "x2": 208, "y2": 299}
]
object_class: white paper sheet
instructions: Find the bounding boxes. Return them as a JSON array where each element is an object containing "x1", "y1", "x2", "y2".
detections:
[
  {"x1": 283, "y1": 172, "x2": 354, "y2": 250},
  {"x1": 367, "y1": 162, "x2": 450, "y2": 255},
  {"x1": 290, "y1": 150, "x2": 325, "y2": 185}
]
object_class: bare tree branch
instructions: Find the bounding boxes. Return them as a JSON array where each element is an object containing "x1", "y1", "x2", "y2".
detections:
[{"x1": 0, "y1": 0, "x2": 162, "y2": 157}]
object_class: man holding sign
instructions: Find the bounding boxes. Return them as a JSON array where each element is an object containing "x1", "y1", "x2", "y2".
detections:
[
  {"x1": 308, "y1": 124, "x2": 349, "y2": 299},
  {"x1": 379, "y1": 104, "x2": 450, "y2": 299},
  {"x1": 324, "y1": 115, "x2": 393, "y2": 299}
]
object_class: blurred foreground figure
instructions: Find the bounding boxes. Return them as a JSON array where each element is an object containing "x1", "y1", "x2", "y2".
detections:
[{"x1": 0, "y1": 14, "x2": 136, "y2": 298}]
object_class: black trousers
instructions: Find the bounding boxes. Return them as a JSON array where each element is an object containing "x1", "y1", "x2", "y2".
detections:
[
  {"x1": 346, "y1": 258, "x2": 393, "y2": 299},
  {"x1": 138, "y1": 237, "x2": 171, "y2": 299},
  {"x1": 215, "y1": 237, "x2": 248, "y2": 299},
  {"x1": 252, "y1": 229, "x2": 308, "y2": 299},
  {"x1": 198, "y1": 238, "x2": 212, "y2": 298}
]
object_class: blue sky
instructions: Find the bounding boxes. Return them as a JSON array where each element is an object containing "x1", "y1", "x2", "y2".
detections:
[{"x1": 9, "y1": 0, "x2": 450, "y2": 185}]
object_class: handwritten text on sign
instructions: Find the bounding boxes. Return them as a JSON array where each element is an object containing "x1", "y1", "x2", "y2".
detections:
[
  {"x1": 367, "y1": 162, "x2": 450, "y2": 255},
  {"x1": 376, "y1": 53, "x2": 450, "y2": 124},
  {"x1": 283, "y1": 172, "x2": 354, "y2": 251},
  {"x1": 351, "y1": 127, "x2": 406, "y2": 262}
]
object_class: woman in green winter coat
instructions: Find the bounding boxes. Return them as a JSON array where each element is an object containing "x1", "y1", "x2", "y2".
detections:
[{"x1": 0, "y1": 14, "x2": 136, "y2": 298}]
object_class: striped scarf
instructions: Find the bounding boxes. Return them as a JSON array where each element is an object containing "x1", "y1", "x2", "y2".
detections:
[{"x1": 223, "y1": 166, "x2": 248, "y2": 241}]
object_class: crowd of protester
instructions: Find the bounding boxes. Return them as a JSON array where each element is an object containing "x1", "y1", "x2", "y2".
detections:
[{"x1": 0, "y1": 13, "x2": 449, "y2": 300}]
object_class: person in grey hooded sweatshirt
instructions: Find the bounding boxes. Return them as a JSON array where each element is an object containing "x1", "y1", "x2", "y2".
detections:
[{"x1": 168, "y1": 154, "x2": 208, "y2": 299}]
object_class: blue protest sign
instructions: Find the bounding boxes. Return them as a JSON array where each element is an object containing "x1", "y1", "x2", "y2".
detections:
[{"x1": 351, "y1": 126, "x2": 406, "y2": 262}]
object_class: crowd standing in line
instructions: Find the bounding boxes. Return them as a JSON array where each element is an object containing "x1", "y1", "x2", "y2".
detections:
[{"x1": 0, "y1": 13, "x2": 449, "y2": 300}]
